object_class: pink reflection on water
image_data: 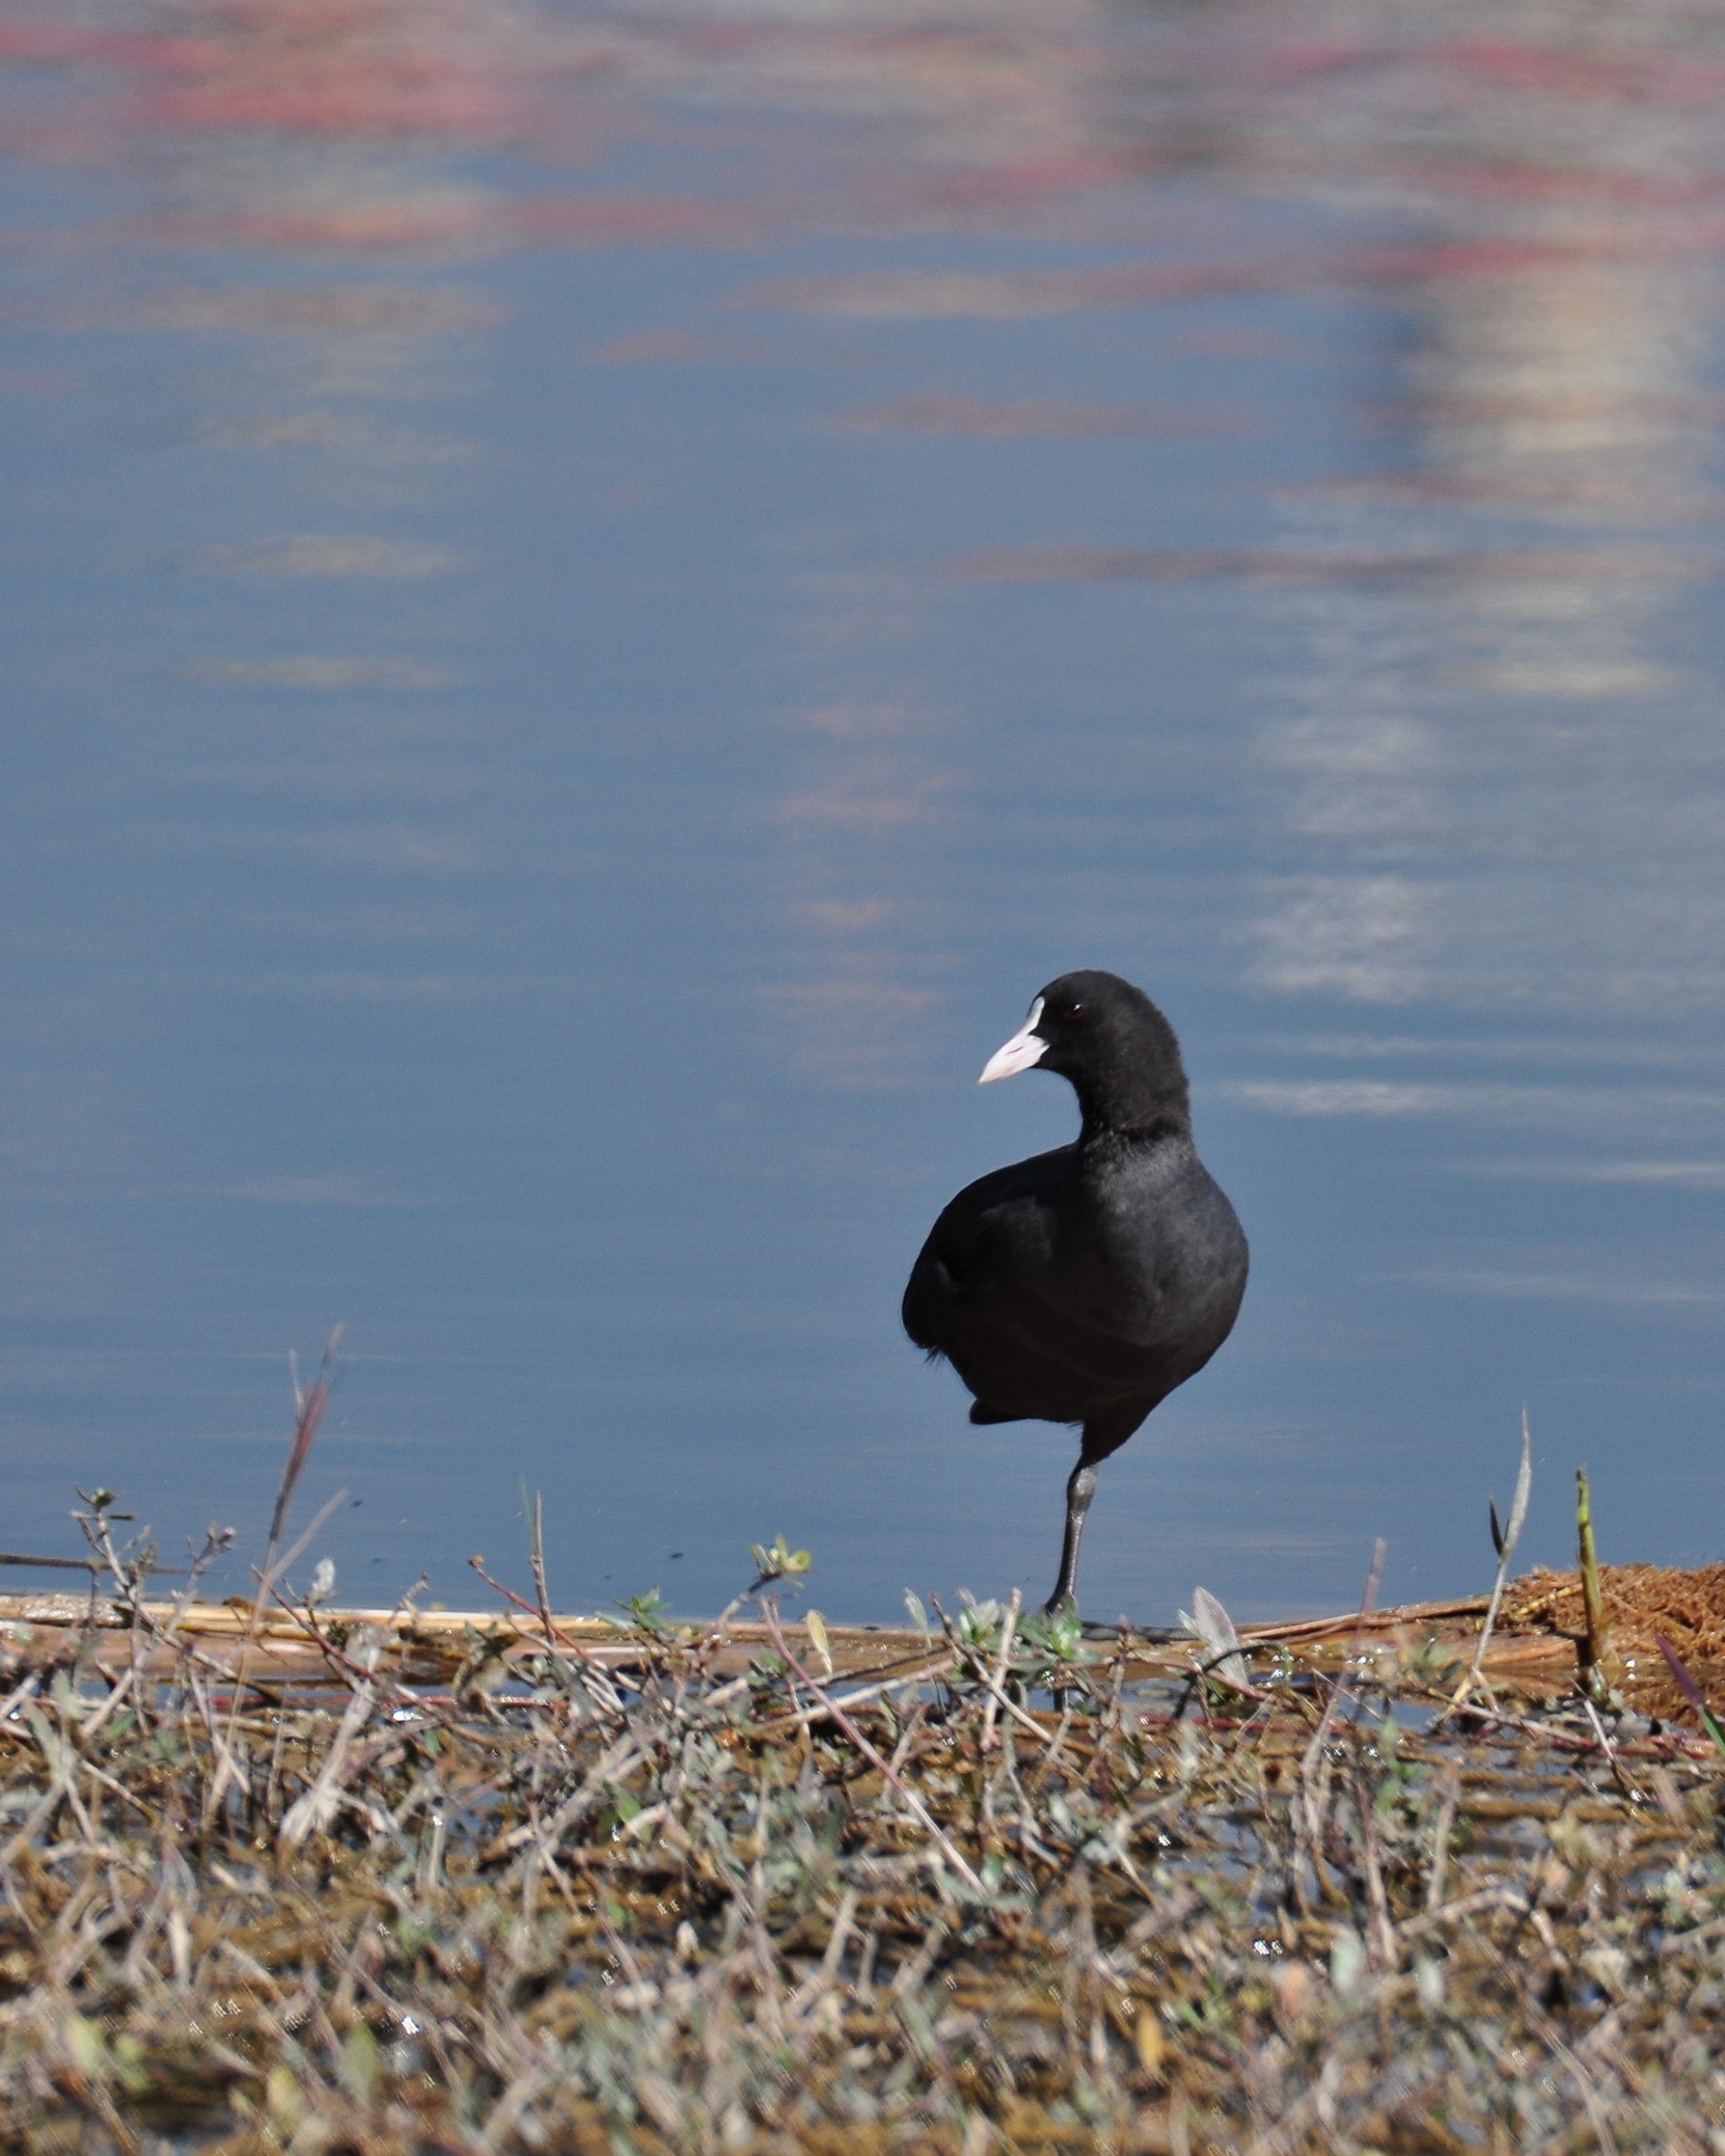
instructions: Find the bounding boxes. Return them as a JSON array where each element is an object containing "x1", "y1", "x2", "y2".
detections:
[
  {"x1": 951, "y1": 543, "x2": 1711, "y2": 587},
  {"x1": 5, "y1": 0, "x2": 1725, "y2": 1071},
  {"x1": 130, "y1": 2, "x2": 522, "y2": 141},
  {"x1": 833, "y1": 394, "x2": 1249, "y2": 438},
  {"x1": 162, "y1": 189, "x2": 755, "y2": 253}
]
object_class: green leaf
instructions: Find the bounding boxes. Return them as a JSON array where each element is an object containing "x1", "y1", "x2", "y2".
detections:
[
  {"x1": 1019, "y1": 1607, "x2": 1085, "y2": 1663},
  {"x1": 64, "y1": 2015, "x2": 104, "y2": 2079},
  {"x1": 610, "y1": 1587, "x2": 669, "y2": 1636},
  {"x1": 339, "y1": 2023, "x2": 379, "y2": 2104},
  {"x1": 749, "y1": 1532, "x2": 812, "y2": 1585},
  {"x1": 109, "y1": 2031, "x2": 149, "y2": 2095},
  {"x1": 266, "y1": 2064, "x2": 306, "y2": 2130},
  {"x1": 958, "y1": 1598, "x2": 1004, "y2": 1653}
]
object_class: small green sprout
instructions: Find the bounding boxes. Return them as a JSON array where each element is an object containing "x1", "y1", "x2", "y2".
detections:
[
  {"x1": 957, "y1": 1596, "x2": 1005, "y2": 1655},
  {"x1": 611, "y1": 1586, "x2": 671, "y2": 1636},
  {"x1": 1013, "y1": 1605, "x2": 1091, "y2": 1680},
  {"x1": 748, "y1": 1534, "x2": 811, "y2": 1586}
]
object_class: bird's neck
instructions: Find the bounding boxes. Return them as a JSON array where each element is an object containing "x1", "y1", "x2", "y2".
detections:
[
  {"x1": 1073, "y1": 1061, "x2": 1191, "y2": 1147},
  {"x1": 1080, "y1": 1108, "x2": 1190, "y2": 1151}
]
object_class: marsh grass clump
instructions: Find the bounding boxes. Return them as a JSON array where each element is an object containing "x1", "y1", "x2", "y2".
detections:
[
  {"x1": 0, "y1": 1561, "x2": 1724, "y2": 2154},
  {"x1": 1, "y1": 1393, "x2": 1722, "y2": 2152}
]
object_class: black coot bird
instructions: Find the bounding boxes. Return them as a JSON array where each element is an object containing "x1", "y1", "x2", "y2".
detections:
[{"x1": 903, "y1": 971, "x2": 1247, "y2": 1614}]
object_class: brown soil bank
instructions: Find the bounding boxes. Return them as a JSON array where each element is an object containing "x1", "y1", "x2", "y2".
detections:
[{"x1": 1502, "y1": 1561, "x2": 1725, "y2": 1721}]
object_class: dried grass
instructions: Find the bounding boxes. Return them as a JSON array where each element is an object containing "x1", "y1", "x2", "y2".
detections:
[{"x1": 0, "y1": 1561, "x2": 1723, "y2": 2154}]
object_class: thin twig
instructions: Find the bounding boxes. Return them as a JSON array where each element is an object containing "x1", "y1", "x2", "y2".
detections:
[
  {"x1": 758, "y1": 1601, "x2": 984, "y2": 1893},
  {"x1": 980, "y1": 1588, "x2": 1021, "y2": 1754},
  {"x1": 1447, "y1": 1409, "x2": 1533, "y2": 1716},
  {"x1": 1426, "y1": 1759, "x2": 1461, "y2": 1912}
]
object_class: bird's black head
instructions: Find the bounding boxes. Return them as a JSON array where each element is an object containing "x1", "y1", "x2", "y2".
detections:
[{"x1": 979, "y1": 969, "x2": 1192, "y2": 1139}]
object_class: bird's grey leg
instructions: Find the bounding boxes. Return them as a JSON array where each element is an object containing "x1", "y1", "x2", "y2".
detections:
[
  {"x1": 1043, "y1": 1413, "x2": 1144, "y2": 1616},
  {"x1": 1045, "y1": 1455, "x2": 1098, "y2": 1615}
]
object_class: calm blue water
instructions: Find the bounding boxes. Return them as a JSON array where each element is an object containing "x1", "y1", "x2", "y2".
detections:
[{"x1": 3, "y1": 0, "x2": 1724, "y2": 1625}]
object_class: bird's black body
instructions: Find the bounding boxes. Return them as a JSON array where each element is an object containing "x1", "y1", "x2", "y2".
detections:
[{"x1": 903, "y1": 971, "x2": 1247, "y2": 1611}]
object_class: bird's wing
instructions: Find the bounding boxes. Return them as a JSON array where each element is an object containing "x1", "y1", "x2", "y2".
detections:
[
  {"x1": 902, "y1": 1151, "x2": 1063, "y2": 1350},
  {"x1": 903, "y1": 1152, "x2": 1164, "y2": 1393},
  {"x1": 954, "y1": 1266, "x2": 1164, "y2": 1394}
]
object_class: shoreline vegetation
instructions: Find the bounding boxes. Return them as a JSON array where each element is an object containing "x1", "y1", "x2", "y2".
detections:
[
  {"x1": 1, "y1": 1548, "x2": 1723, "y2": 2152},
  {"x1": 1, "y1": 1375, "x2": 1722, "y2": 2152}
]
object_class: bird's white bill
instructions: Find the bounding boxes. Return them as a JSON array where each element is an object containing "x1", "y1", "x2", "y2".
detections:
[{"x1": 978, "y1": 997, "x2": 1048, "y2": 1084}]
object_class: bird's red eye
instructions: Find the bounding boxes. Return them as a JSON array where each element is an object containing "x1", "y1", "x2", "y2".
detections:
[{"x1": 1065, "y1": 1001, "x2": 1085, "y2": 1021}]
